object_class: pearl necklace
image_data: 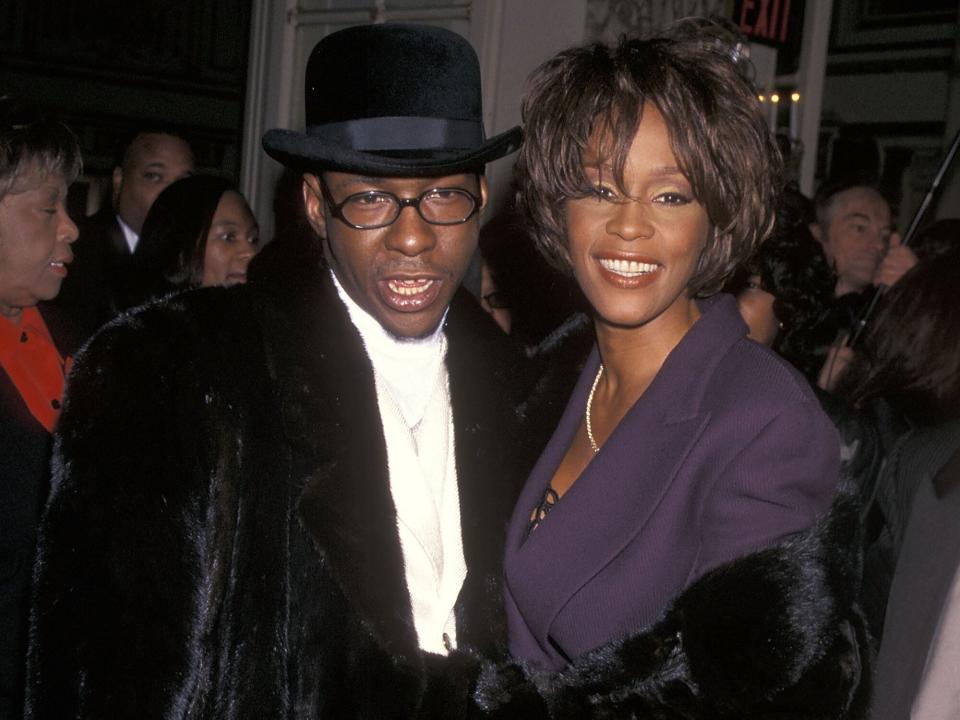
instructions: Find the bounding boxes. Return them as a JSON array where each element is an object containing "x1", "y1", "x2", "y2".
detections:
[{"x1": 585, "y1": 364, "x2": 603, "y2": 454}]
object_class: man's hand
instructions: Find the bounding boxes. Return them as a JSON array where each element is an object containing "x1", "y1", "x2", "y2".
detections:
[{"x1": 873, "y1": 232, "x2": 917, "y2": 288}]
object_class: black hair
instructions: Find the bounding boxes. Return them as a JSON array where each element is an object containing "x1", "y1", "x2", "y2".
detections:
[
  {"x1": 730, "y1": 187, "x2": 839, "y2": 382},
  {"x1": 130, "y1": 175, "x2": 235, "y2": 304},
  {"x1": 111, "y1": 127, "x2": 195, "y2": 170},
  {"x1": 835, "y1": 251, "x2": 960, "y2": 425}
]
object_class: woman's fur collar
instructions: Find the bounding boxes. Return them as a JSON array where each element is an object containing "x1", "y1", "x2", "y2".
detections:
[{"x1": 476, "y1": 490, "x2": 870, "y2": 719}]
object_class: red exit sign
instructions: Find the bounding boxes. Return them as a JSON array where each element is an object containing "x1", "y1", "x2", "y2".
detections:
[{"x1": 733, "y1": 0, "x2": 802, "y2": 47}]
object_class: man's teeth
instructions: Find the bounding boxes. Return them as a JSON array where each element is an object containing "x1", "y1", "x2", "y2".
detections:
[
  {"x1": 50, "y1": 262, "x2": 64, "y2": 267},
  {"x1": 598, "y1": 258, "x2": 659, "y2": 277},
  {"x1": 388, "y1": 279, "x2": 434, "y2": 296}
]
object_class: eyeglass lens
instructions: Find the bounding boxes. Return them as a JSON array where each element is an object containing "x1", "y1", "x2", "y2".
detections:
[{"x1": 341, "y1": 188, "x2": 476, "y2": 228}]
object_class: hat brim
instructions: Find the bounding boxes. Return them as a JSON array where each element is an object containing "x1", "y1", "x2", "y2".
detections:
[{"x1": 262, "y1": 125, "x2": 522, "y2": 177}]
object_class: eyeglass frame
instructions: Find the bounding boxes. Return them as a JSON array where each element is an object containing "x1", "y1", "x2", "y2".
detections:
[{"x1": 316, "y1": 176, "x2": 483, "y2": 230}]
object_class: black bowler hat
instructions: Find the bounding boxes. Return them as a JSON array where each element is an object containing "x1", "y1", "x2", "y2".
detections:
[{"x1": 262, "y1": 24, "x2": 522, "y2": 177}]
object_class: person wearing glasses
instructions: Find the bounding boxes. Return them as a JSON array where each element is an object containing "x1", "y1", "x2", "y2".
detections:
[{"x1": 26, "y1": 25, "x2": 539, "y2": 718}]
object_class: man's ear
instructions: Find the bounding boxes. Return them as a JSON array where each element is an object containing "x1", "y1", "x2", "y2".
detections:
[
  {"x1": 302, "y1": 173, "x2": 327, "y2": 238},
  {"x1": 478, "y1": 175, "x2": 489, "y2": 213},
  {"x1": 809, "y1": 221, "x2": 822, "y2": 243}
]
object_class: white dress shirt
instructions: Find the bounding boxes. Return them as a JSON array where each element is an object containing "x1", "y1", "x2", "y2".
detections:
[{"x1": 117, "y1": 214, "x2": 139, "y2": 254}]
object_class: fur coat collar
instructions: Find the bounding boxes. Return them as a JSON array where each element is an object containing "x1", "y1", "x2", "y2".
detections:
[
  {"x1": 474, "y1": 490, "x2": 871, "y2": 719},
  {"x1": 27, "y1": 265, "x2": 541, "y2": 718}
]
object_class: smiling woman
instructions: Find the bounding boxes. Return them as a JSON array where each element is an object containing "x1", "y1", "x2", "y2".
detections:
[
  {"x1": 0, "y1": 96, "x2": 81, "y2": 719},
  {"x1": 487, "y1": 18, "x2": 871, "y2": 718},
  {"x1": 564, "y1": 105, "x2": 710, "y2": 344}
]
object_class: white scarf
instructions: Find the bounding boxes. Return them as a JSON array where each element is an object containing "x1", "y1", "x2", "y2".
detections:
[{"x1": 332, "y1": 272, "x2": 466, "y2": 654}]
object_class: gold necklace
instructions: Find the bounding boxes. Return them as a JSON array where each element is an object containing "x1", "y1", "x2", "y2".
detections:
[{"x1": 585, "y1": 364, "x2": 603, "y2": 453}]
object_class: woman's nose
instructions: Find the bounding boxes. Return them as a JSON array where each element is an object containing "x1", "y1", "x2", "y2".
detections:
[{"x1": 606, "y1": 200, "x2": 654, "y2": 241}]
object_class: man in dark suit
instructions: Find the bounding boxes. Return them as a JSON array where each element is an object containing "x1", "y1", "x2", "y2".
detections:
[
  {"x1": 26, "y1": 24, "x2": 540, "y2": 718},
  {"x1": 60, "y1": 129, "x2": 194, "y2": 327}
]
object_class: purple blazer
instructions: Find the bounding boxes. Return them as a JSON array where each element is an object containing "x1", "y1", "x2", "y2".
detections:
[{"x1": 504, "y1": 294, "x2": 839, "y2": 670}]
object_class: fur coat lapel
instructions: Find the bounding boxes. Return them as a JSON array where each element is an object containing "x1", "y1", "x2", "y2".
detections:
[
  {"x1": 259, "y1": 271, "x2": 417, "y2": 657},
  {"x1": 445, "y1": 292, "x2": 534, "y2": 657}
]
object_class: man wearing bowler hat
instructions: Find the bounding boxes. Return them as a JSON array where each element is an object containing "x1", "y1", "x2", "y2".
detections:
[{"x1": 26, "y1": 24, "x2": 540, "y2": 718}]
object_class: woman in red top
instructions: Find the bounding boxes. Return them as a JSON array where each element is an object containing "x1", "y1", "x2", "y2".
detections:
[{"x1": 0, "y1": 95, "x2": 81, "y2": 719}]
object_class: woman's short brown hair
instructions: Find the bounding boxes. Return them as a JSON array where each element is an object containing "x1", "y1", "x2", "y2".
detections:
[{"x1": 515, "y1": 19, "x2": 782, "y2": 296}]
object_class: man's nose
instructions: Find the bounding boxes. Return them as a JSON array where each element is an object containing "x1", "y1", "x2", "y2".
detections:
[
  {"x1": 383, "y1": 205, "x2": 437, "y2": 256},
  {"x1": 869, "y1": 229, "x2": 889, "y2": 252}
]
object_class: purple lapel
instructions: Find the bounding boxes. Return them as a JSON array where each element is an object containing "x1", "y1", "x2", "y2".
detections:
[{"x1": 504, "y1": 295, "x2": 748, "y2": 652}]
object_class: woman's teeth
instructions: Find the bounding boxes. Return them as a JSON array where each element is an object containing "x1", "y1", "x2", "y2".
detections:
[{"x1": 598, "y1": 258, "x2": 659, "y2": 277}]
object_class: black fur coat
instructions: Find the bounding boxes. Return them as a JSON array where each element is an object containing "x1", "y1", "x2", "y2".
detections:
[
  {"x1": 473, "y1": 490, "x2": 871, "y2": 719},
  {"x1": 25, "y1": 258, "x2": 870, "y2": 718},
  {"x1": 466, "y1": 317, "x2": 872, "y2": 720},
  {"x1": 25, "y1": 267, "x2": 542, "y2": 718}
]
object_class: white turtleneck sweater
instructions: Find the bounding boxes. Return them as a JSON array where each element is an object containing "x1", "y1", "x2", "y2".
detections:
[{"x1": 332, "y1": 272, "x2": 466, "y2": 655}]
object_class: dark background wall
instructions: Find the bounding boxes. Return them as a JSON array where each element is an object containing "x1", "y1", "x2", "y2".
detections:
[
  {"x1": 3, "y1": 0, "x2": 957, "y2": 230},
  {"x1": 1, "y1": 0, "x2": 252, "y2": 217},
  {"x1": 820, "y1": 0, "x2": 959, "y2": 226}
]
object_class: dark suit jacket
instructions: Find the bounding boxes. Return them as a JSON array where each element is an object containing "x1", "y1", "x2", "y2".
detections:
[
  {"x1": 0, "y1": 304, "x2": 81, "y2": 720},
  {"x1": 55, "y1": 207, "x2": 134, "y2": 333},
  {"x1": 26, "y1": 265, "x2": 544, "y2": 718},
  {"x1": 504, "y1": 294, "x2": 840, "y2": 670},
  {"x1": 870, "y1": 422, "x2": 960, "y2": 720}
]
